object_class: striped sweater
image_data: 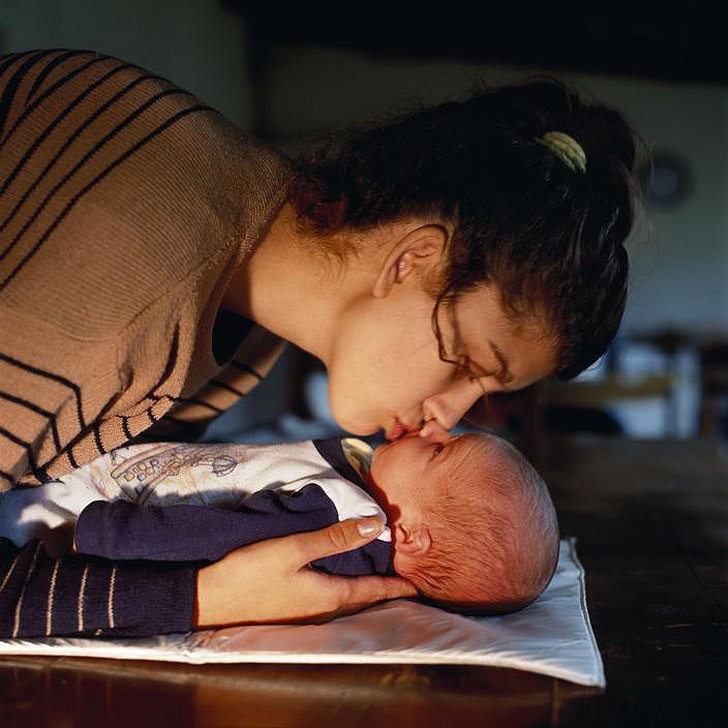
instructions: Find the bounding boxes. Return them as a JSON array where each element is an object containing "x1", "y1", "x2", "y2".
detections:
[{"x1": 0, "y1": 49, "x2": 294, "y2": 637}]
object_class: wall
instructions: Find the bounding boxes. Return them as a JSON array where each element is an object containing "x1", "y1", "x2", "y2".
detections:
[
  {"x1": 0, "y1": 0, "x2": 252, "y2": 127},
  {"x1": 4, "y1": 8, "x2": 725, "y2": 335},
  {"x1": 586, "y1": 75, "x2": 728, "y2": 335}
]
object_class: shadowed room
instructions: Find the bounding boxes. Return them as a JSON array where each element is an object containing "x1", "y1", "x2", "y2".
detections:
[{"x1": 0, "y1": 1, "x2": 726, "y2": 726}]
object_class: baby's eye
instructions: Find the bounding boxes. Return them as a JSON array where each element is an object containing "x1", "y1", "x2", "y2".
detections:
[{"x1": 432, "y1": 443, "x2": 445, "y2": 458}]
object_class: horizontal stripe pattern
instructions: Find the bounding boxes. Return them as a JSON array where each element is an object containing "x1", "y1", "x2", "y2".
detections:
[
  {"x1": 0, "y1": 50, "x2": 240, "y2": 486},
  {"x1": 0, "y1": 536, "x2": 196, "y2": 637},
  {"x1": 0, "y1": 46, "x2": 293, "y2": 635}
]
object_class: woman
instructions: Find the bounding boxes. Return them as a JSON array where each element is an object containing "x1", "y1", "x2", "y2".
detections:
[{"x1": 0, "y1": 49, "x2": 637, "y2": 637}]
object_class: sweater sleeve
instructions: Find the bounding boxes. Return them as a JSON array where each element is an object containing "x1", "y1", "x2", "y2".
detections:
[
  {"x1": 75, "y1": 485, "x2": 393, "y2": 575},
  {"x1": 0, "y1": 537, "x2": 197, "y2": 638}
]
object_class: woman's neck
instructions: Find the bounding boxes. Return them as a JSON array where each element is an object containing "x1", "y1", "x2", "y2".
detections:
[{"x1": 221, "y1": 203, "x2": 371, "y2": 366}]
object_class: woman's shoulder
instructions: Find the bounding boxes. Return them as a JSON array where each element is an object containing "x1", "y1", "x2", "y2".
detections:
[{"x1": 0, "y1": 49, "x2": 293, "y2": 339}]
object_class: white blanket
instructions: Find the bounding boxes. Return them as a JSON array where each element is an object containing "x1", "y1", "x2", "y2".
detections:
[{"x1": 0, "y1": 538, "x2": 605, "y2": 687}]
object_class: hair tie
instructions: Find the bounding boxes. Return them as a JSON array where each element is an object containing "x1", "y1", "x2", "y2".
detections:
[{"x1": 538, "y1": 131, "x2": 587, "y2": 173}]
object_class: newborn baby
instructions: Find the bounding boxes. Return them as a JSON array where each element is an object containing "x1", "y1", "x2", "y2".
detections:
[{"x1": 0, "y1": 430, "x2": 559, "y2": 616}]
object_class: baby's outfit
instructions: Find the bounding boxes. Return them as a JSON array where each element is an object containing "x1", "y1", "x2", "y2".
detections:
[{"x1": 1, "y1": 438, "x2": 392, "y2": 576}]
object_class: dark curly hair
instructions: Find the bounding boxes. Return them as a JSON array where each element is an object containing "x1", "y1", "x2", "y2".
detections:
[{"x1": 288, "y1": 77, "x2": 640, "y2": 381}]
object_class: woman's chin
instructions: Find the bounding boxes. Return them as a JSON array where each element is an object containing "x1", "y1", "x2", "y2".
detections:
[{"x1": 333, "y1": 414, "x2": 379, "y2": 438}]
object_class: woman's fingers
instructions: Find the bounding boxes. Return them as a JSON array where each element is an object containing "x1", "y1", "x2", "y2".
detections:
[
  {"x1": 194, "y1": 519, "x2": 414, "y2": 628},
  {"x1": 194, "y1": 519, "x2": 418, "y2": 629},
  {"x1": 290, "y1": 517, "x2": 387, "y2": 567},
  {"x1": 334, "y1": 572, "x2": 418, "y2": 610}
]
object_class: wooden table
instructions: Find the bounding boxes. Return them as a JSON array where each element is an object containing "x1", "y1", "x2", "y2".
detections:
[{"x1": 1, "y1": 437, "x2": 726, "y2": 727}]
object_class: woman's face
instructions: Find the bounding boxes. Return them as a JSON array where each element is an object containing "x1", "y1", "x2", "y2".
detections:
[{"x1": 325, "y1": 281, "x2": 557, "y2": 439}]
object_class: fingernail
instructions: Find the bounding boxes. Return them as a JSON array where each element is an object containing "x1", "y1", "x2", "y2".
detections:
[
  {"x1": 358, "y1": 518, "x2": 384, "y2": 537},
  {"x1": 419, "y1": 422, "x2": 433, "y2": 438}
]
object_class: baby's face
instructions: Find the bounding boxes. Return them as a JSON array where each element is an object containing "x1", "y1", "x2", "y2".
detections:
[{"x1": 369, "y1": 431, "x2": 488, "y2": 516}]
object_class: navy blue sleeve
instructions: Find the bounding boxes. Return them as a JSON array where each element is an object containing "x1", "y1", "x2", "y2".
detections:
[
  {"x1": 311, "y1": 538, "x2": 393, "y2": 576},
  {"x1": 75, "y1": 485, "x2": 393, "y2": 575},
  {"x1": 77, "y1": 485, "x2": 342, "y2": 563},
  {"x1": 0, "y1": 536, "x2": 196, "y2": 638}
]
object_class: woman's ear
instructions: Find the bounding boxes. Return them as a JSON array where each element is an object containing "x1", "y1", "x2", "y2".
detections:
[
  {"x1": 394, "y1": 523, "x2": 432, "y2": 557},
  {"x1": 373, "y1": 224, "x2": 448, "y2": 298}
]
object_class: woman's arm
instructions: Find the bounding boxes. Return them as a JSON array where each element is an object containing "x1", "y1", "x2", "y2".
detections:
[
  {"x1": 0, "y1": 536, "x2": 196, "y2": 638},
  {"x1": 1, "y1": 518, "x2": 415, "y2": 638}
]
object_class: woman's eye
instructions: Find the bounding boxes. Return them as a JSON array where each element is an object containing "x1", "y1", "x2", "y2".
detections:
[
  {"x1": 459, "y1": 355, "x2": 500, "y2": 387},
  {"x1": 464, "y1": 360, "x2": 485, "y2": 385},
  {"x1": 456, "y1": 356, "x2": 477, "y2": 381},
  {"x1": 433, "y1": 444, "x2": 445, "y2": 457}
]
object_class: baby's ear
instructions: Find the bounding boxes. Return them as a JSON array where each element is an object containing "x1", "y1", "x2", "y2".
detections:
[{"x1": 394, "y1": 523, "x2": 432, "y2": 557}]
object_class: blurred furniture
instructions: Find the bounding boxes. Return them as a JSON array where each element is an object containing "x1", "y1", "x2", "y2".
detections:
[
  {"x1": 541, "y1": 373, "x2": 675, "y2": 409},
  {"x1": 2, "y1": 437, "x2": 724, "y2": 726},
  {"x1": 628, "y1": 328, "x2": 728, "y2": 439},
  {"x1": 540, "y1": 373, "x2": 676, "y2": 438},
  {"x1": 698, "y1": 341, "x2": 728, "y2": 438},
  {"x1": 466, "y1": 373, "x2": 676, "y2": 460}
]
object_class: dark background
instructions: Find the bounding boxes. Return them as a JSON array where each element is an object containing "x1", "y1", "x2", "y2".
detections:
[{"x1": 228, "y1": 1, "x2": 728, "y2": 86}]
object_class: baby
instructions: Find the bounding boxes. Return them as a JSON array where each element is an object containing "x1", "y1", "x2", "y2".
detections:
[{"x1": 0, "y1": 431, "x2": 559, "y2": 616}]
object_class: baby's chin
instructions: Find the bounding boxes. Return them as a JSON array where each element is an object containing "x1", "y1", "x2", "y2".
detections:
[{"x1": 365, "y1": 474, "x2": 398, "y2": 520}]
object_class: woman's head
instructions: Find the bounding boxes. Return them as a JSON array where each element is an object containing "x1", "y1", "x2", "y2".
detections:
[
  {"x1": 290, "y1": 76, "x2": 638, "y2": 388},
  {"x1": 320, "y1": 266, "x2": 557, "y2": 438}
]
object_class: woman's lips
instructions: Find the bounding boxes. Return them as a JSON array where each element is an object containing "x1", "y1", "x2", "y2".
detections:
[
  {"x1": 385, "y1": 418, "x2": 425, "y2": 441},
  {"x1": 385, "y1": 419, "x2": 408, "y2": 441}
]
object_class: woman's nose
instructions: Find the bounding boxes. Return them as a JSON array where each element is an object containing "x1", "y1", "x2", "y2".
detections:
[
  {"x1": 419, "y1": 419, "x2": 452, "y2": 443},
  {"x1": 421, "y1": 380, "x2": 483, "y2": 432}
]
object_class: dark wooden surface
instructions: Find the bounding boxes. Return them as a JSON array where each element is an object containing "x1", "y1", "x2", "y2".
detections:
[
  {"x1": 537, "y1": 436, "x2": 728, "y2": 727},
  {"x1": 1, "y1": 436, "x2": 726, "y2": 727}
]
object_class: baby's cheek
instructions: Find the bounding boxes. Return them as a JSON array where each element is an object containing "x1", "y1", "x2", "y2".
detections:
[{"x1": 391, "y1": 552, "x2": 420, "y2": 585}]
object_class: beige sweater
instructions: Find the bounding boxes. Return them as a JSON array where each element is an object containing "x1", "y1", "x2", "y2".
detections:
[{"x1": 0, "y1": 49, "x2": 294, "y2": 490}]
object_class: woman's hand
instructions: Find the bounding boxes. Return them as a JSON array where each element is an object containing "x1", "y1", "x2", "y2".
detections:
[{"x1": 194, "y1": 517, "x2": 417, "y2": 628}]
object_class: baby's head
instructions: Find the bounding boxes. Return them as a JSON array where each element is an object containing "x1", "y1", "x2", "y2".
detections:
[{"x1": 368, "y1": 430, "x2": 559, "y2": 615}]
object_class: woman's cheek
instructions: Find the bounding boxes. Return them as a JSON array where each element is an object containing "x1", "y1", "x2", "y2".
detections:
[{"x1": 327, "y1": 381, "x2": 378, "y2": 436}]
